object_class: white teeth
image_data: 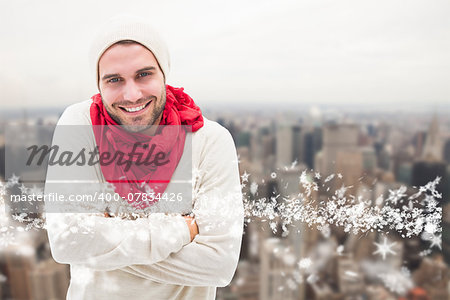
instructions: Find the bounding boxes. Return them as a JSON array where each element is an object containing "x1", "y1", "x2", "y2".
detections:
[{"x1": 123, "y1": 103, "x2": 146, "y2": 112}]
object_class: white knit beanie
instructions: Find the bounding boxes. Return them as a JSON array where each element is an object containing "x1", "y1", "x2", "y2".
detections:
[{"x1": 90, "y1": 15, "x2": 170, "y2": 89}]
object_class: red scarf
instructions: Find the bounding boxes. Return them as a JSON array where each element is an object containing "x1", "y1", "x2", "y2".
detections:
[{"x1": 90, "y1": 85, "x2": 203, "y2": 208}]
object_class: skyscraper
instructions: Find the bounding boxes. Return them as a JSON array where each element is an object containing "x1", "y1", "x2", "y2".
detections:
[
  {"x1": 276, "y1": 125, "x2": 303, "y2": 168},
  {"x1": 318, "y1": 123, "x2": 359, "y2": 178},
  {"x1": 421, "y1": 113, "x2": 443, "y2": 162}
]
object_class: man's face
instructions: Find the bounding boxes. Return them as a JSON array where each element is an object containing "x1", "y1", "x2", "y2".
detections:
[{"x1": 98, "y1": 42, "x2": 166, "y2": 133}]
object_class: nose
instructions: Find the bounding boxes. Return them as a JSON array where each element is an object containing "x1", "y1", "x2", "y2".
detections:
[{"x1": 123, "y1": 80, "x2": 143, "y2": 102}]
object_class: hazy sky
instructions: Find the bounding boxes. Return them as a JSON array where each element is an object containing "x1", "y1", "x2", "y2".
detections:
[{"x1": 1, "y1": 0, "x2": 449, "y2": 110}]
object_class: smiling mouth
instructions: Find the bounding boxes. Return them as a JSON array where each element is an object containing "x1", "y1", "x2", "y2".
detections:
[{"x1": 119, "y1": 101, "x2": 151, "y2": 113}]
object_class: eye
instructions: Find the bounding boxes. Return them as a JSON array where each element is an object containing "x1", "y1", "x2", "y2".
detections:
[
  {"x1": 138, "y1": 72, "x2": 151, "y2": 78},
  {"x1": 107, "y1": 77, "x2": 121, "y2": 83}
]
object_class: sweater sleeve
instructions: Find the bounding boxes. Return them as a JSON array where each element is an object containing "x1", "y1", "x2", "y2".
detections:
[
  {"x1": 45, "y1": 103, "x2": 191, "y2": 270},
  {"x1": 120, "y1": 122, "x2": 244, "y2": 287},
  {"x1": 46, "y1": 213, "x2": 191, "y2": 271}
]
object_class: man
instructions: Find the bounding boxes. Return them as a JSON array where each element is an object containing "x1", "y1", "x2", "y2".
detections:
[{"x1": 45, "y1": 16, "x2": 243, "y2": 300}]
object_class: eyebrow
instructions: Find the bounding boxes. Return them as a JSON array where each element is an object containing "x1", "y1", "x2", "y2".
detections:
[
  {"x1": 136, "y1": 66, "x2": 156, "y2": 73},
  {"x1": 101, "y1": 66, "x2": 157, "y2": 81},
  {"x1": 101, "y1": 73, "x2": 120, "y2": 81}
]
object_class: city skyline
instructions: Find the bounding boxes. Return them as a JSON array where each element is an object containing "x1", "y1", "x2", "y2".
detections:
[{"x1": 0, "y1": 105, "x2": 449, "y2": 299}]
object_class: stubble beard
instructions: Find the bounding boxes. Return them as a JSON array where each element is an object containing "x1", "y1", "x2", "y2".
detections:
[{"x1": 103, "y1": 87, "x2": 166, "y2": 133}]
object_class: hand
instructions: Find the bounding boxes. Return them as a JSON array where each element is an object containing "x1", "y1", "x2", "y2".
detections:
[{"x1": 183, "y1": 216, "x2": 198, "y2": 242}]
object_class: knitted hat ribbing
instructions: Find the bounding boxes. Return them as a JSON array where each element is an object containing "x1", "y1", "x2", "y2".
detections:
[{"x1": 90, "y1": 15, "x2": 170, "y2": 89}]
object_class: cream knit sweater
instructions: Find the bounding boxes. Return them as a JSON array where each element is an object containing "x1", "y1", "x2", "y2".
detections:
[{"x1": 45, "y1": 100, "x2": 244, "y2": 300}]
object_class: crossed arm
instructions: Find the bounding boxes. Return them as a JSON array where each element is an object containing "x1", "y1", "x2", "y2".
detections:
[
  {"x1": 45, "y1": 119, "x2": 243, "y2": 287},
  {"x1": 103, "y1": 212, "x2": 198, "y2": 242}
]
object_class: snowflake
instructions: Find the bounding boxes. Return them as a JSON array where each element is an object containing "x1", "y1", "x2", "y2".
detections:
[
  {"x1": 428, "y1": 234, "x2": 442, "y2": 250},
  {"x1": 0, "y1": 231, "x2": 16, "y2": 247},
  {"x1": 378, "y1": 270, "x2": 413, "y2": 296},
  {"x1": 24, "y1": 218, "x2": 46, "y2": 231},
  {"x1": 388, "y1": 186, "x2": 407, "y2": 205},
  {"x1": 419, "y1": 249, "x2": 432, "y2": 257},
  {"x1": 241, "y1": 171, "x2": 250, "y2": 183},
  {"x1": 269, "y1": 222, "x2": 277, "y2": 233},
  {"x1": 375, "y1": 195, "x2": 384, "y2": 206},
  {"x1": 324, "y1": 174, "x2": 335, "y2": 183},
  {"x1": 335, "y1": 185, "x2": 348, "y2": 199},
  {"x1": 18, "y1": 184, "x2": 28, "y2": 194},
  {"x1": 250, "y1": 182, "x2": 258, "y2": 195},
  {"x1": 400, "y1": 266, "x2": 410, "y2": 277},
  {"x1": 373, "y1": 237, "x2": 397, "y2": 260},
  {"x1": 12, "y1": 213, "x2": 28, "y2": 223},
  {"x1": 6, "y1": 174, "x2": 20, "y2": 188},
  {"x1": 423, "y1": 222, "x2": 438, "y2": 235},
  {"x1": 298, "y1": 258, "x2": 313, "y2": 270},
  {"x1": 290, "y1": 159, "x2": 298, "y2": 169},
  {"x1": 247, "y1": 172, "x2": 441, "y2": 239}
]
